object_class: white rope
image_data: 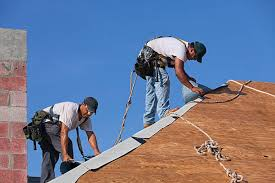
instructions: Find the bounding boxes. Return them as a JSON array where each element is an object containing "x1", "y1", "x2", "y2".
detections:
[
  {"x1": 228, "y1": 80, "x2": 275, "y2": 98},
  {"x1": 170, "y1": 113, "x2": 244, "y2": 183},
  {"x1": 179, "y1": 117, "x2": 213, "y2": 141},
  {"x1": 170, "y1": 114, "x2": 228, "y2": 161},
  {"x1": 114, "y1": 71, "x2": 138, "y2": 145}
]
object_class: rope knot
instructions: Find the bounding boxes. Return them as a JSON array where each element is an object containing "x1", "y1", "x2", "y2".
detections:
[
  {"x1": 226, "y1": 169, "x2": 244, "y2": 183},
  {"x1": 194, "y1": 140, "x2": 231, "y2": 161}
]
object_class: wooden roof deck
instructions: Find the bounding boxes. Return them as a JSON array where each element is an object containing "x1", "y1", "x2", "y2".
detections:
[{"x1": 77, "y1": 81, "x2": 275, "y2": 183}]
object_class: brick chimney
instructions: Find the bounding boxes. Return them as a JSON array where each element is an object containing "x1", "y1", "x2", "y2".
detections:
[{"x1": 0, "y1": 28, "x2": 27, "y2": 183}]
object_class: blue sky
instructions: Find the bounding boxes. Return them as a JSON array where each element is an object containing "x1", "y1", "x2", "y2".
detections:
[{"x1": 1, "y1": 0, "x2": 274, "y2": 177}]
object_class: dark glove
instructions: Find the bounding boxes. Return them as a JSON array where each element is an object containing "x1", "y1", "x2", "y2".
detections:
[{"x1": 60, "y1": 160, "x2": 81, "y2": 174}]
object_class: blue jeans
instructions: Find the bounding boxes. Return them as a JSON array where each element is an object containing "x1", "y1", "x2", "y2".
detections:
[
  {"x1": 143, "y1": 68, "x2": 170, "y2": 125},
  {"x1": 182, "y1": 80, "x2": 212, "y2": 104}
]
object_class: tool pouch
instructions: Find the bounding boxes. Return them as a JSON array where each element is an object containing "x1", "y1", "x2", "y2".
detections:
[
  {"x1": 135, "y1": 45, "x2": 160, "y2": 80},
  {"x1": 22, "y1": 110, "x2": 51, "y2": 149}
]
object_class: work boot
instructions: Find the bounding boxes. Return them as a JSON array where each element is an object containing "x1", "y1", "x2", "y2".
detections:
[{"x1": 163, "y1": 107, "x2": 180, "y2": 117}]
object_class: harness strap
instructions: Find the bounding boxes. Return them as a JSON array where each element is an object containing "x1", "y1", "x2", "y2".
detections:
[
  {"x1": 48, "y1": 105, "x2": 60, "y2": 123},
  {"x1": 76, "y1": 127, "x2": 85, "y2": 159},
  {"x1": 146, "y1": 36, "x2": 188, "y2": 68},
  {"x1": 76, "y1": 117, "x2": 91, "y2": 161}
]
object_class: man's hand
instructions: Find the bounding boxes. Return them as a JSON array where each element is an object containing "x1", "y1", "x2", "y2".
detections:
[
  {"x1": 63, "y1": 154, "x2": 73, "y2": 162},
  {"x1": 94, "y1": 150, "x2": 100, "y2": 156},
  {"x1": 191, "y1": 87, "x2": 205, "y2": 95}
]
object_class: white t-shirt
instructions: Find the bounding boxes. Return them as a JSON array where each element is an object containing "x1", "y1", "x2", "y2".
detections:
[
  {"x1": 43, "y1": 102, "x2": 92, "y2": 132},
  {"x1": 146, "y1": 37, "x2": 188, "y2": 62}
]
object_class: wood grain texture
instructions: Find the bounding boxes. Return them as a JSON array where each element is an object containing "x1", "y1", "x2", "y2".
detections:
[{"x1": 78, "y1": 81, "x2": 275, "y2": 183}]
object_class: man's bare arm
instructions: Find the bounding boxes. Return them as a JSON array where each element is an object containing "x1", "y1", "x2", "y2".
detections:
[
  {"x1": 174, "y1": 57, "x2": 204, "y2": 95},
  {"x1": 60, "y1": 122, "x2": 73, "y2": 161},
  {"x1": 86, "y1": 131, "x2": 101, "y2": 156}
]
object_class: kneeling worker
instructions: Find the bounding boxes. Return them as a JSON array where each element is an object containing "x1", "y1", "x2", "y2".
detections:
[{"x1": 39, "y1": 97, "x2": 101, "y2": 183}]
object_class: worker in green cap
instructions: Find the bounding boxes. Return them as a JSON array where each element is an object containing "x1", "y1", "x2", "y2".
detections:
[{"x1": 135, "y1": 36, "x2": 209, "y2": 128}]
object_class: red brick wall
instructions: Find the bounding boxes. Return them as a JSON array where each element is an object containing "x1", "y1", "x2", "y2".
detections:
[{"x1": 0, "y1": 28, "x2": 27, "y2": 183}]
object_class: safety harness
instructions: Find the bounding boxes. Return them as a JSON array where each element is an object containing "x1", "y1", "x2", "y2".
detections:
[
  {"x1": 23, "y1": 106, "x2": 57, "y2": 150},
  {"x1": 76, "y1": 121, "x2": 94, "y2": 161},
  {"x1": 23, "y1": 105, "x2": 91, "y2": 161},
  {"x1": 135, "y1": 36, "x2": 186, "y2": 80}
]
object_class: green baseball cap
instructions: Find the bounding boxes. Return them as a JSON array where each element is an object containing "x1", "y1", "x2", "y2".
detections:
[
  {"x1": 83, "y1": 97, "x2": 98, "y2": 114},
  {"x1": 193, "y1": 41, "x2": 206, "y2": 63}
]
